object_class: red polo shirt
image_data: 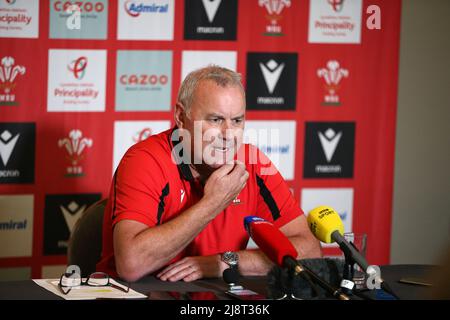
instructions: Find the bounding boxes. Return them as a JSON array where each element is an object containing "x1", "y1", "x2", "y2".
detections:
[{"x1": 97, "y1": 127, "x2": 302, "y2": 276}]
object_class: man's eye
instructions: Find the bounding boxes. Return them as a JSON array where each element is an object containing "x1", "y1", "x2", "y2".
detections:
[
  {"x1": 209, "y1": 118, "x2": 222, "y2": 124},
  {"x1": 233, "y1": 119, "x2": 243, "y2": 125}
]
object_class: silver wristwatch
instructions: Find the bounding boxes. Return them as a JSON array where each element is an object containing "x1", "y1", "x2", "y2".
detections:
[{"x1": 221, "y1": 251, "x2": 239, "y2": 268}]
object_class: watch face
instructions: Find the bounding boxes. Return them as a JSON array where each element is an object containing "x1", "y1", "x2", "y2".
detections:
[{"x1": 223, "y1": 251, "x2": 238, "y2": 266}]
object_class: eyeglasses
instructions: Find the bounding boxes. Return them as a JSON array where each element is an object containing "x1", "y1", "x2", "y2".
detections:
[{"x1": 58, "y1": 272, "x2": 130, "y2": 295}]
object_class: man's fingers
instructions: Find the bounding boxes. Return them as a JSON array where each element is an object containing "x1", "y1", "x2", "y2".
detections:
[
  {"x1": 209, "y1": 163, "x2": 235, "y2": 180},
  {"x1": 158, "y1": 260, "x2": 191, "y2": 280},
  {"x1": 156, "y1": 259, "x2": 186, "y2": 278}
]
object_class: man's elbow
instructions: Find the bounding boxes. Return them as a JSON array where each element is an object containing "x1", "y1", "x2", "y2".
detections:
[
  {"x1": 115, "y1": 252, "x2": 161, "y2": 282},
  {"x1": 115, "y1": 257, "x2": 144, "y2": 282}
]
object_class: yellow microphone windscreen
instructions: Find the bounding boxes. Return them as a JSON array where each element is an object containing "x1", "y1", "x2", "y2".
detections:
[{"x1": 307, "y1": 206, "x2": 344, "y2": 243}]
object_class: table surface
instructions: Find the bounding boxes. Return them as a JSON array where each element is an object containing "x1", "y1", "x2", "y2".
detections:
[{"x1": 0, "y1": 264, "x2": 438, "y2": 300}]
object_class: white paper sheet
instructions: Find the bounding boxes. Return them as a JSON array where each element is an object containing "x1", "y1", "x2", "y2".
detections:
[{"x1": 33, "y1": 278, "x2": 147, "y2": 300}]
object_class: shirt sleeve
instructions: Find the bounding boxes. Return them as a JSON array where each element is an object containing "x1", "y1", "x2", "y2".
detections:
[
  {"x1": 110, "y1": 145, "x2": 167, "y2": 228},
  {"x1": 251, "y1": 145, "x2": 303, "y2": 229}
]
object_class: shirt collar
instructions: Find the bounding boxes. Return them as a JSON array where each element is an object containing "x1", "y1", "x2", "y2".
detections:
[{"x1": 169, "y1": 126, "x2": 195, "y2": 182}]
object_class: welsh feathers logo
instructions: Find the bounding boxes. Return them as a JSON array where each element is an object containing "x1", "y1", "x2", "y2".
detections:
[
  {"x1": 0, "y1": 56, "x2": 26, "y2": 106},
  {"x1": 259, "y1": 0, "x2": 291, "y2": 36},
  {"x1": 58, "y1": 129, "x2": 93, "y2": 177},
  {"x1": 317, "y1": 60, "x2": 348, "y2": 106},
  {"x1": 67, "y1": 56, "x2": 88, "y2": 80}
]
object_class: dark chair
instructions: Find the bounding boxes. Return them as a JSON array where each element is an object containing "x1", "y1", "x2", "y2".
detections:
[{"x1": 67, "y1": 199, "x2": 107, "y2": 277}]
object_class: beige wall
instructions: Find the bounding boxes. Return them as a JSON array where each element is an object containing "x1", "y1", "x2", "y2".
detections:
[{"x1": 391, "y1": 0, "x2": 450, "y2": 264}]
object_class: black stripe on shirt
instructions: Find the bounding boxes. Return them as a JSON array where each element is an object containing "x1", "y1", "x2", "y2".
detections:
[
  {"x1": 256, "y1": 175, "x2": 281, "y2": 221},
  {"x1": 157, "y1": 183, "x2": 170, "y2": 225}
]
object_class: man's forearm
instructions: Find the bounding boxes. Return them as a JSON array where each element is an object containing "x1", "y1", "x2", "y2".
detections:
[{"x1": 115, "y1": 197, "x2": 222, "y2": 281}]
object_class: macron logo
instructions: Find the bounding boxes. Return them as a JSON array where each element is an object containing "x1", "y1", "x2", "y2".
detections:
[
  {"x1": 318, "y1": 128, "x2": 342, "y2": 162},
  {"x1": 0, "y1": 130, "x2": 20, "y2": 166},
  {"x1": 202, "y1": 0, "x2": 222, "y2": 23},
  {"x1": 259, "y1": 59, "x2": 285, "y2": 94},
  {"x1": 180, "y1": 189, "x2": 186, "y2": 204},
  {"x1": 60, "y1": 201, "x2": 86, "y2": 232}
]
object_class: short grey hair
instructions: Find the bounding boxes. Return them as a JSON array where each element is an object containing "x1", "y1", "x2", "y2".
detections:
[{"x1": 177, "y1": 65, "x2": 245, "y2": 117}]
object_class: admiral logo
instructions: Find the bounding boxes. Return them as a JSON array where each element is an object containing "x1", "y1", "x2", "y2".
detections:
[
  {"x1": 118, "y1": 0, "x2": 174, "y2": 40},
  {"x1": 259, "y1": 0, "x2": 291, "y2": 36},
  {"x1": 0, "y1": 219, "x2": 27, "y2": 230},
  {"x1": 0, "y1": 123, "x2": 35, "y2": 184},
  {"x1": 0, "y1": 194, "x2": 34, "y2": 258},
  {"x1": 0, "y1": 0, "x2": 39, "y2": 38},
  {"x1": 308, "y1": 0, "x2": 362, "y2": 44},
  {"x1": 181, "y1": 50, "x2": 237, "y2": 81},
  {"x1": 184, "y1": 0, "x2": 237, "y2": 40},
  {"x1": 317, "y1": 60, "x2": 349, "y2": 106},
  {"x1": 124, "y1": 0, "x2": 168, "y2": 17},
  {"x1": 58, "y1": 129, "x2": 93, "y2": 177},
  {"x1": 244, "y1": 121, "x2": 296, "y2": 180},
  {"x1": 246, "y1": 53, "x2": 297, "y2": 110},
  {"x1": 43, "y1": 194, "x2": 101, "y2": 255},
  {"x1": 0, "y1": 56, "x2": 26, "y2": 106},
  {"x1": 303, "y1": 122, "x2": 355, "y2": 178}
]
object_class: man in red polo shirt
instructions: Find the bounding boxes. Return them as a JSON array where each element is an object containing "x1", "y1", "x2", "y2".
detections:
[{"x1": 97, "y1": 66, "x2": 322, "y2": 282}]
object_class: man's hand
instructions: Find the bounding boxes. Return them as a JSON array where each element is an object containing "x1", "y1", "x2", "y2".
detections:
[
  {"x1": 202, "y1": 161, "x2": 249, "y2": 214},
  {"x1": 156, "y1": 255, "x2": 227, "y2": 282}
]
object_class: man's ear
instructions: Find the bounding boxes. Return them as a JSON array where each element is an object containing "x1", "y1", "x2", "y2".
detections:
[{"x1": 174, "y1": 102, "x2": 185, "y2": 128}]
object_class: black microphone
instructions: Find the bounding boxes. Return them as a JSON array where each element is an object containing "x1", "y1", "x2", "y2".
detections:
[{"x1": 244, "y1": 216, "x2": 350, "y2": 300}]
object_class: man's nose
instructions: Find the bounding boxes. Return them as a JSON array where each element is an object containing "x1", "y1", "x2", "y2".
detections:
[{"x1": 219, "y1": 120, "x2": 234, "y2": 141}]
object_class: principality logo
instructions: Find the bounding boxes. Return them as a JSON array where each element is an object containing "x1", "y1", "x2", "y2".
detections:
[
  {"x1": 0, "y1": 56, "x2": 26, "y2": 106},
  {"x1": 132, "y1": 127, "x2": 152, "y2": 143},
  {"x1": 58, "y1": 129, "x2": 93, "y2": 177},
  {"x1": 259, "y1": 0, "x2": 291, "y2": 36},
  {"x1": 67, "y1": 56, "x2": 88, "y2": 80},
  {"x1": 124, "y1": 1, "x2": 169, "y2": 17},
  {"x1": 328, "y1": 0, "x2": 345, "y2": 12},
  {"x1": 317, "y1": 60, "x2": 348, "y2": 106}
]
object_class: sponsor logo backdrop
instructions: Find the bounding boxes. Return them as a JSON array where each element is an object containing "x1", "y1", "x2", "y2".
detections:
[{"x1": 0, "y1": 0, "x2": 401, "y2": 278}]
